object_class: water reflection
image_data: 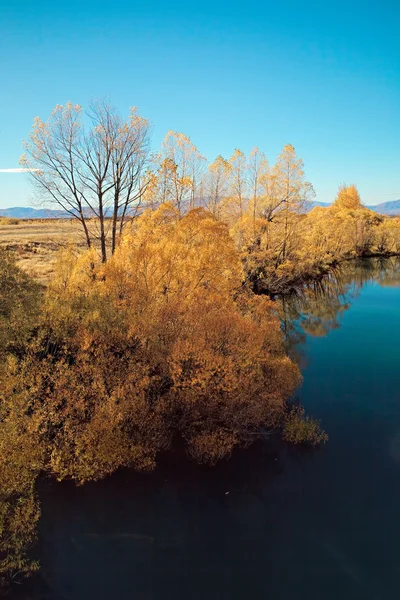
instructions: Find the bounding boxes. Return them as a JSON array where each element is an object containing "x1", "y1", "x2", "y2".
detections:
[
  {"x1": 11, "y1": 441, "x2": 292, "y2": 600},
  {"x1": 279, "y1": 257, "x2": 400, "y2": 352}
]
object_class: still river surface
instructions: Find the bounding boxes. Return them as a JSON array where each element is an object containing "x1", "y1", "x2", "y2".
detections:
[{"x1": 13, "y1": 258, "x2": 400, "y2": 599}]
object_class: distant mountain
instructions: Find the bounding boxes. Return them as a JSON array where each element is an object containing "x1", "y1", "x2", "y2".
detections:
[
  {"x1": 1, "y1": 200, "x2": 400, "y2": 220},
  {"x1": 309, "y1": 201, "x2": 331, "y2": 208},
  {"x1": 367, "y1": 200, "x2": 400, "y2": 216},
  {"x1": 308, "y1": 199, "x2": 400, "y2": 216},
  {"x1": 0, "y1": 206, "x2": 133, "y2": 219},
  {"x1": 0, "y1": 207, "x2": 70, "y2": 219}
]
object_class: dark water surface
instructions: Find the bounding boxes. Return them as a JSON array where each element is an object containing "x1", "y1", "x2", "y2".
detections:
[{"x1": 13, "y1": 259, "x2": 400, "y2": 600}]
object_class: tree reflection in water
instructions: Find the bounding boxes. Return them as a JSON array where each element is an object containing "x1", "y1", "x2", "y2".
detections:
[{"x1": 278, "y1": 257, "x2": 400, "y2": 365}]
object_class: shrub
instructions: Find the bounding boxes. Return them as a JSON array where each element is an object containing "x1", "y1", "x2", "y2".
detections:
[{"x1": 283, "y1": 405, "x2": 328, "y2": 445}]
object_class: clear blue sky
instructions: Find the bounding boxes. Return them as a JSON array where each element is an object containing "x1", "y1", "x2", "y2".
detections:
[{"x1": 0, "y1": 0, "x2": 399, "y2": 208}]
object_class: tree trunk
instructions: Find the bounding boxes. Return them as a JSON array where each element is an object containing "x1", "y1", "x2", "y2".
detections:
[{"x1": 98, "y1": 194, "x2": 107, "y2": 263}]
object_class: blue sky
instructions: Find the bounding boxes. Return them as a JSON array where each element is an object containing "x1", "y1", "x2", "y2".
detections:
[{"x1": 0, "y1": 0, "x2": 399, "y2": 208}]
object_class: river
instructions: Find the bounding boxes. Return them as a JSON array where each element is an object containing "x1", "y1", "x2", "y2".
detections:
[{"x1": 11, "y1": 258, "x2": 400, "y2": 600}]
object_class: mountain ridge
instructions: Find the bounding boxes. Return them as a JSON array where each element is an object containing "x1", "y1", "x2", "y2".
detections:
[{"x1": 1, "y1": 200, "x2": 400, "y2": 219}]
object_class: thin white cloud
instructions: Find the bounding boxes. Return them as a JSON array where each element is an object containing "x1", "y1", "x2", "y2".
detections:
[{"x1": 0, "y1": 168, "x2": 39, "y2": 173}]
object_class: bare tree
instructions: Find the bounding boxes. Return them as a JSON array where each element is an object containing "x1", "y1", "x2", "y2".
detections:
[{"x1": 21, "y1": 99, "x2": 151, "y2": 262}]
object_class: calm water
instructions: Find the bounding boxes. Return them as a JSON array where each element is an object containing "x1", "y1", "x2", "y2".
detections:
[{"x1": 13, "y1": 258, "x2": 400, "y2": 600}]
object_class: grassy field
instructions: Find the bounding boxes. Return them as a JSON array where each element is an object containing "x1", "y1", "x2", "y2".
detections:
[{"x1": 0, "y1": 218, "x2": 86, "y2": 283}]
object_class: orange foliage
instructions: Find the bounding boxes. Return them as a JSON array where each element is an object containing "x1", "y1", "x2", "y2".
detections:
[{"x1": 3, "y1": 205, "x2": 301, "y2": 482}]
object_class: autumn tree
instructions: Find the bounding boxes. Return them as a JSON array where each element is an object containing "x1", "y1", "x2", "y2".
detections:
[
  {"x1": 0, "y1": 253, "x2": 44, "y2": 587},
  {"x1": 226, "y1": 149, "x2": 247, "y2": 220},
  {"x1": 0, "y1": 249, "x2": 41, "y2": 365},
  {"x1": 147, "y1": 131, "x2": 206, "y2": 215},
  {"x1": 374, "y1": 218, "x2": 400, "y2": 254},
  {"x1": 333, "y1": 184, "x2": 362, "y2": 210},
  {"x1": 21, "y1": 99, "x2": 151, "y2": 261},
  {"x1": 271, "y1": 144, "x2": 315, "y2": 263},
  {"x1": 248, "y1": 147, "x2": 269, "y2": 232},
  {"x1": 1, "y1": 205, "x2": 319, "y2": 484},
  {"x1": 201, "y1": 155, "x2": 232, "y2": 218},
  {"x1": 330, "y1": 184, "x2": 381, "y2": 255},
  {"x1": 231, "y1": 145, "x2": 316, "y2": 293}
]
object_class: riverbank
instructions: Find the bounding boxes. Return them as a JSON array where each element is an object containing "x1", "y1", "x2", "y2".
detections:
[{"x1": 251, "y1": 251, "x2": 400, "y2": 296}]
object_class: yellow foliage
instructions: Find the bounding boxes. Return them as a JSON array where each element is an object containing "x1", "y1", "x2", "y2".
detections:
[
  {"x1": 333, "y1": 184, "x2": 362, "y2": 210},
  {"x1": 231, "y1": 178, "x2": 400, "y2": 293},
  {"x1": 2, "y1": 205, "x2": 302, "y2": 484},
  {"x1": 0, "y1": 489, "x2": 40, "y2": 585}
]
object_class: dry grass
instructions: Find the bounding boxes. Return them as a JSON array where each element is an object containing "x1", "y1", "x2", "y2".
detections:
[{"x1": 0, "y1": 218, "x2": 86, "y2": 283}]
